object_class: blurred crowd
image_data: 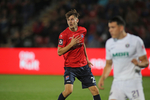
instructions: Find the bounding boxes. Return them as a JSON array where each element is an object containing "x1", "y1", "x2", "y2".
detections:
[{"x1": 0, "y1": 0, "x2": 150, "y2": 48}]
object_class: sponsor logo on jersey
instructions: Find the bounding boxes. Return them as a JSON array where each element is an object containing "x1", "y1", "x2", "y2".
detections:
[
  {"x1": 66, "y1": 76, "x2": 69, "y2": 80},
  {"x1": 110, "y1": 47, "x2": 115, "y2": 50},
  {"x1": 112, "y1": 52, "x2": 129, "y2": 57},
  {"x1": 69, "y1": 37, "x2": 72, "y2": 39},
  {"x1": 59, "y1": 39, "x2": 63, "y2": 45}
]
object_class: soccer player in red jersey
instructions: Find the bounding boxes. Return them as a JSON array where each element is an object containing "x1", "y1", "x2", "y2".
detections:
[{"x1": 57, "y1": 9, "x2": 101, "y2": 100}]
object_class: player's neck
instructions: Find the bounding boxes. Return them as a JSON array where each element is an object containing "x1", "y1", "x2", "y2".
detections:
[
  {"x1": 69, "y1": 26, "x2": 78, "y2": 32},
  {"x1": 118, "y1": 31, "x2": 127, "y2": 39}
]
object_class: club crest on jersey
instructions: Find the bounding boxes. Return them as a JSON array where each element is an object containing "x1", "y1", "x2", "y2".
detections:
[
  {"x1": 81, "y1": 34, "x2": 84, "y2": 38},
  {"x1": 66, "y1": 76, "x2": 69, "y2": 80},
  {"x1": 59, "y1": 39, "x2": 63, "y2": 45},
  {"x1": 125, "y1": 44, "x2": 130, "y2": 48}
]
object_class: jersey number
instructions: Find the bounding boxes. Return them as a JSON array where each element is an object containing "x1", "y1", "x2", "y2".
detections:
[
  {"x1": 132, "y1": 90, "x2": 139, "y2": 99},
  {"x1": 91, "y1": 77, "x2": 96, "y2": 83}
]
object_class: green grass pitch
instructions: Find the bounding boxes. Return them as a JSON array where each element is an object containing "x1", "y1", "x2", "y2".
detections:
[{"x1": 0, "y1": 75, "x2": 150, "y2": 100}]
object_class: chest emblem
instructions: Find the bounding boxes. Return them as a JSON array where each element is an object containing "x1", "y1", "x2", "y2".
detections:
[
  {"x1": 125, "y1": 43, "x2": 130, "y2": 48},
  {"x1": 81, "y1": 34, "x2": 84, "y2": 38}
]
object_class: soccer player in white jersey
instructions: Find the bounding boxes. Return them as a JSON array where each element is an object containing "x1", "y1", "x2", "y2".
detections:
[{"x1": 98, "y1": 16, "x2": 149, "y2": 100}]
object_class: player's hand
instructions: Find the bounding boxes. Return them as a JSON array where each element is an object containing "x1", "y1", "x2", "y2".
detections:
[
  {"x1": 98, "y1": 78, "x2": 104, "y2": 90},
  {"x1": 70, "y1": 35, "x2": 82, "y2": 46},
  {"x1": 87, "y1": 60, "x2": 93, "y2": 68},
  {"x1": 131, "y1": 59, "x2": 138, "y2": 66}
]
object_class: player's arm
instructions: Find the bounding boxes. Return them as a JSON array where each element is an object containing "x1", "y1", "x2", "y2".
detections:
[
  {"x1": 132, "y1": 55, "x2": 149, "y2": 68},
  {"x1": 83, "y1": 43, "x2": 93, "y2": 68},
  {"x1": 57, "y1": 35, "x2": 82, "y2": 56},
  {"x1": 98, "y1": 59, "x2": 112, "y2": 90},
  {"x1": 131, "y1": 37, "x2": 149, "y2": 68}
]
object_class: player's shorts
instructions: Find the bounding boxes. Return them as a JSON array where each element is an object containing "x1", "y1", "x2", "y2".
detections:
[
  {"x1": 109, "y1": 78, "x2": 145, "y2": 100},
  {"x1": 64, "y1": 64, "x2": 96, "y2": 89}
]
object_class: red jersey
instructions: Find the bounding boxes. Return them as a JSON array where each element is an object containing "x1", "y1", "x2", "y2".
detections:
[{"x1": 58, "y1": 26, "x2": 87, "y2": 67}]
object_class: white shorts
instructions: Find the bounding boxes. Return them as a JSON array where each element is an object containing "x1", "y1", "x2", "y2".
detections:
[{"x1": 109, "y1": 78, "x2": 145, "y2": 100}]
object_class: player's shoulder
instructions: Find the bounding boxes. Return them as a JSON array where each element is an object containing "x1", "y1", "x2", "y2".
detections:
[
  {"x1": 61, "y1": 27, "x2": 70, "y2": 34},
  {"x1": 128, "y1": 33, "x2": 143, "y2": 42},
  {"x1": 78, "y1": 26, "x2": 87, "y2": 32},
  {"x1": 106, "y1": 38, "x2": 114, "y2": 46},
  {"x1": 60, "y1": 27, "x2": 69, "y2": 36},
  {"x1": 59, "y1": 27, "x2": 70, "y2": 39}
]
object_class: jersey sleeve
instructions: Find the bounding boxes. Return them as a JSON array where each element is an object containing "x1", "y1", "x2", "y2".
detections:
[
  {"x1": 136, "y1": 37, "x2": 146, "y2": 57},
  {"x1": 105, "y1": 41, "x2": 112, "y2": 60},
  {"x1": 84, "y1": 28, "x2": 87, "y2": 36},
  {"x1": 58, "y1": 33, "x2": 66, "y2": 47}
]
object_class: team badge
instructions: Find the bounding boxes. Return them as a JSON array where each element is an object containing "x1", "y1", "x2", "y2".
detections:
[
  {"x1": 125, "y1": 44, "x2": 130, "y2": 48},
  {"x1": 66, "y1": 76, "x2": 69, "y2": 80},
  {"x1": 81, "y1": 34, "x2": 84, "y2": 38},
  {"x1": 58, "y1": 39, "x2": 63, "y2": 45}
]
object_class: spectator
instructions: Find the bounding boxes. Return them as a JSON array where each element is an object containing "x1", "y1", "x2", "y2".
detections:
[{"x1": 0, "y1": 0, "x2": 150, "y2": 48}]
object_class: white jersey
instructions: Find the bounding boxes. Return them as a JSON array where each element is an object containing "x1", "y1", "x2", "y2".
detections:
[{"x1": 106, "y1": 33, "x2": 146, "y2": 81}]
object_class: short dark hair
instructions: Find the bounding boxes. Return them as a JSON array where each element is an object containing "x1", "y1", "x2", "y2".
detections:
[
  {"x1": 108, "y1": 16, "x2": 126, "y2": 26},
  {"x1": 65, "y1": 9, "x2": 80, "y2": 19}
]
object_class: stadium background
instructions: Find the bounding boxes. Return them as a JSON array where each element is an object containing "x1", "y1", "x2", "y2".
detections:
[
  {"x1": 0, "y1": 0, "x2": 150, "y2": 48},
  {"x1": 0, "y1": 0, "x2": 150, "y2": 100}
]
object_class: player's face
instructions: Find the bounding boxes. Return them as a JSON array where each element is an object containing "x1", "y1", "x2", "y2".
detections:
[
  {"x1": 67, "y1": 15, "x2": 79, "y2": 29},
  {"x1": 108, "y1": 22, "x2": 123, "y2": 39}
]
